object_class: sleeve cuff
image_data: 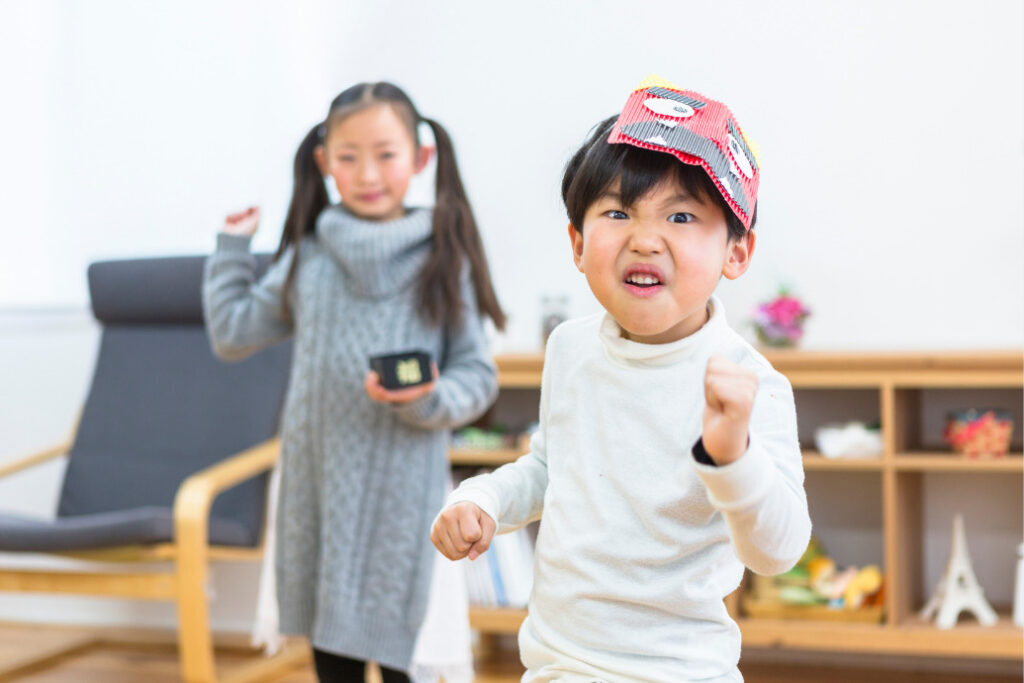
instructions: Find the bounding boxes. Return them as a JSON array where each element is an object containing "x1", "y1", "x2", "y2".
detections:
[
  {"x1": 216, "y1": 232, "x2": 254, "y2": 252},
  {"x1": 692, "y1": 437, "x2": 718, "y2": 466},
  {"x1": 692, "y1": 435, "x2": 777, "y2": 511},
  {"x1": 393, "y1": 389, "x2": 440, "y2": 422}
]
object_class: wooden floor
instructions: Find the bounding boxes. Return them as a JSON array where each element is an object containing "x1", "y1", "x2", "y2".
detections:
[{"x1": 0, "y1": 623, "x2": 1020, "y2": 682}]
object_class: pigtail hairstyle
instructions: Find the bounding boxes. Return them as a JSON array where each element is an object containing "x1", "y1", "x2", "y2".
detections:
[
  {"x1": 419, "y1": 117, "x2": 506, "y2": 332},
  {"x1": 274, "y1": 123, "x2": 329, "y2": 320}
]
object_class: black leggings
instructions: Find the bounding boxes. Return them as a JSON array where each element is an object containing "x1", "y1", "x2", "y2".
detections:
[{"x1": 311, "y1": 648, "x2": 411, "y2": 683}]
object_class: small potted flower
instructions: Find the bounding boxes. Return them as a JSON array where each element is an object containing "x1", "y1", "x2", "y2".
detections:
[{"x1": 752, "y1": 289, "x2": 811, "y2": 348}]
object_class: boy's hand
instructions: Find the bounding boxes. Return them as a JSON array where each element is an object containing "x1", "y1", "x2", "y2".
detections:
[
  {"x1": 223, "y1": 206, "x2": 260, "y2": 237},
  {"x1": 431, "y1": 502, "x2": 496, "y2": 561},
  {"x1": 364, "y1": 363, "x2": 439, "y2": 405},
  {"x1": 702, "y1": 355, "x2": 759, "y2": 465}
]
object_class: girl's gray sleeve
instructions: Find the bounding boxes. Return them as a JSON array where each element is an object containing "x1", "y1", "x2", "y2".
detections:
[
  {"x1": 393, "y1": 268, "x2": 499, "y2": 430},
  {"x1": 202, "y1": 232, "x2": 295, "y2": 361}
]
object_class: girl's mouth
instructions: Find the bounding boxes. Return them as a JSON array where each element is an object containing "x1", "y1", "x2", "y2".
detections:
[{"x1": 358, "y1": 191, "x2": 385, "y2": 203}]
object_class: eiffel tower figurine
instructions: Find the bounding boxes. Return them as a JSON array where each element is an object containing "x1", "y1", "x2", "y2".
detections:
[{"x1": 920, "y1": 514, "x2": 998, "y2": 629}]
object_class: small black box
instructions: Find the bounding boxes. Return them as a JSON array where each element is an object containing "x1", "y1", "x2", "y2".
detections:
[{"x1": 369, "y1": 350, "x2": 433, "y2": 390}]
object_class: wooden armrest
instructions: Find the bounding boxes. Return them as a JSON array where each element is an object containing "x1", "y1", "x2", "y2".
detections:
[
  {"x1": 173, "y1": 437, "x2": 280, "y2": 538},
  {"x1": 0, "y1": 441, "x2": 72, "y2": 480}
]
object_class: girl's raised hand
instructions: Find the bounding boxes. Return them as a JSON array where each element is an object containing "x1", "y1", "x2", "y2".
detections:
[
  {"x1": 223, "y1": 206, "x2": 260, "y2": 237},
  {"x1": 431, "y1": 501, "x2": 496, "y2": 561},
  {"x1": 363, "y1": 362, "x2": 439, "y2": 405}
]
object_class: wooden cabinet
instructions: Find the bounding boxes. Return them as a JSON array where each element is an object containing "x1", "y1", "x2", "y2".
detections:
[{"x1": 450, "y1": 351, "x2": 1023, "y2": 660}]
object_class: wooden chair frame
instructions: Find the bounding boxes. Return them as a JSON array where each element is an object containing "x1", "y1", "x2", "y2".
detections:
[{"x1": 0, "y1": 434, "x2": 309, "y2": 682}]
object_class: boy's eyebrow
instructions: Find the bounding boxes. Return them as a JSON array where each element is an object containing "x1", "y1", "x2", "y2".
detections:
[{"x1": 663, "y1": 191, "x2": 706, "y2": 206}]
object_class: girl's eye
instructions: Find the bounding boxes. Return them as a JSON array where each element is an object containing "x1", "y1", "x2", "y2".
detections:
[
  {"x1": 380, "y1": 152, "x2": 396, "y2": 160},
  {"x1": 337, "y1": 156, "x2": 356, "y2": 163},
  {"x1": 604, "y1": 210, "x2": 628, "y2": 220},
  {"x1": 669, "y1": 212, "x2": 695, "y2": 224}
]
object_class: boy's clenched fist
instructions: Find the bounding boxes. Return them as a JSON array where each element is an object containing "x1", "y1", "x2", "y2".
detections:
[{"x1": 431, "y1": 501, "x2": 496, "y2": 561}]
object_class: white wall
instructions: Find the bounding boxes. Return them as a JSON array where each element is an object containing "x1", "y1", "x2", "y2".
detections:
[{"x1": 0, "y1": 0, "x2": 1021, "y2": 630}]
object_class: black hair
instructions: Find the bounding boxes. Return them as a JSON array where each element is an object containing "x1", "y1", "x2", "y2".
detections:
[
  {"x1": 561, "y1": 115, "x2": 755, "y2": 241},
  {"x1": 274, "y1": 81, "x2": 506, "y2": 331}
]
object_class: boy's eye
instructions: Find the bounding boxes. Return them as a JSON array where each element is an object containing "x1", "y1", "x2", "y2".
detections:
[
  {"x1": 669, "y1": 212, "x2": 695, "y2": 224},
  {"x1": 380, "y1": 152, "x2": 396, "y2": 160},
  {"x1": 604, "y1": 210, "x2": 628, "y2": 220},
  {"x1": 337, "y1": 156, "x2": 356, "y2": 163}
]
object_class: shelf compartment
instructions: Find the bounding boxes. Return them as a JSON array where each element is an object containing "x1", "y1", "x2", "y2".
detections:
[
  {"x1": 792, "y1": 388, "x2": 882, "y2": 456},
  {"x1": 891, "y1": 387, "x2": 1023, "y2": 454}
]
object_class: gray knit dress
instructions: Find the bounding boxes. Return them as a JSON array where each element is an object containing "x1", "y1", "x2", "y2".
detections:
[{"x1": 202, "y1": 205, "x2": 498, "y2": 670}]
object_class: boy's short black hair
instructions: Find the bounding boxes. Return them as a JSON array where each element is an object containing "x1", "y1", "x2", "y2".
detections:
[{"x1": 561, "y1": 115, "x2": 756, "y2": 241}]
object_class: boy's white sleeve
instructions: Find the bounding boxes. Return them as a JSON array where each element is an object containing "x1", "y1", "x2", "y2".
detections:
[
  {"x1": 443, "y1": 339, "x2": 555, "y2": 534},
  {"x1": 690, "y1": 372, "x2": 812, "y2": 576}
]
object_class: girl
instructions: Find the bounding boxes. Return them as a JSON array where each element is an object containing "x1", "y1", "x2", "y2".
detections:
[{"x1": 203, "y1": 82, "x2": 505, "y2": 682}]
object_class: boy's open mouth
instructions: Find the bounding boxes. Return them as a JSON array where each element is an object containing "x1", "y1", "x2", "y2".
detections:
[
  {"x1": 623, "y1": 265, "x2": 665, "y2": 296},
  {"x1": 625, "y1": 273, "x2": 662, "y2": 287}
]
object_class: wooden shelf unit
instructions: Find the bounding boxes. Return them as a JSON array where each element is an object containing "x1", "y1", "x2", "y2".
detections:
[{"x1": 456, "y1": 350, "x2": 1024, "y2": 660}]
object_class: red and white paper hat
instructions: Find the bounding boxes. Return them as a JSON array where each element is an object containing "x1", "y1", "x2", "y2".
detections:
[{"x1": 608, "y1": 75, "x2": 760, "y2": 230}]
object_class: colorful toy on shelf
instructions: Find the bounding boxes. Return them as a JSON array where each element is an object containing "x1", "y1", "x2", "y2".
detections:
[
  {"x1": 743, "y1": 537, "x2": 884, "y2": 620},
  {"x1": 920, "y1": 514, "x2": 998, "y2": 629},
  {"x1": 943, "y1": 409, "x2": 1014, "y2": 458},
  {"x1": 451, "y1": 426, "x2": 527, "y2": 452},
  {"x1": 814, "y1": 421, "x2": 883, "y2": 459}
]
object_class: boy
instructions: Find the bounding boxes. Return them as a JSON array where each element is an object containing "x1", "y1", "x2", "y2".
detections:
[{"x1": 431, "y1": 77, "x2": 811, "y2": 682}]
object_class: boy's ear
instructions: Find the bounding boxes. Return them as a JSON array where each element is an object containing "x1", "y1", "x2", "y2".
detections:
[
  {"x1": 415, "y1": 146, "x2": 435, "y2": 173},
  {"x1": 722, "y1": 230, "x2": 756, "y2": 280},
  {"x1": 568, "y1": 223, "x2": 584, "y2": 272},
  {"x1": 313, "y1": 145, "x2": 327, "y2": 175}
]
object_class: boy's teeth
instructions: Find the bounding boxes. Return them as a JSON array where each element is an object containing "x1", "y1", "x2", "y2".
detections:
[{"x1": 627, "y1": 274, "x2": 661, "y2": 285}]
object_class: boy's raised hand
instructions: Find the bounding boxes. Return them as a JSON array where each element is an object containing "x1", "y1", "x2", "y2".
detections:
[
  {"x1": 702, "y1": 355, "x2": 759, "y2": 465},
  {"x1": 223, "y1": 206, "x2": 260, "y2": 237},
  {"x1": 431, "y1": 502, "x2": 496, "y2": 561}
]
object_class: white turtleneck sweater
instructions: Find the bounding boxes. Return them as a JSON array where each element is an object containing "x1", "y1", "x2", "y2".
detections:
[{"x1": 446, "y1": 297, "x2": 811, "y2": 682}]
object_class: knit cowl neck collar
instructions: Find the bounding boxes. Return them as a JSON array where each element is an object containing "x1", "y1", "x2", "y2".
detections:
[
  {"x1": 598, "y1": 295, "x2": 728, "y2": 368},
  {"x1": 315, "y1": 204, "x2": 433, "y2": 299}
]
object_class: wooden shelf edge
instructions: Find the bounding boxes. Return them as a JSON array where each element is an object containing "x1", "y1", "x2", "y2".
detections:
[
  {"x1": 468, "y1": 606, "x2": 527, "y2": 633},
  {"x1": 894, "y1": 454, "x2": 1023, "y2": 473},
  {"x1": 467, "y1": 608, "x2": 1023, "y2": 659},
  {"x1": 738, "y1": 616, "x2": 1022, "y2": 659},
  {"x1": 450, "y1": 449, "x2": 525, "y2": 466}
]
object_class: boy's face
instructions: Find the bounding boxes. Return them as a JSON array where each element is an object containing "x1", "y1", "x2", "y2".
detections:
[{"x1": 570, "y1": 176, "x2": 755, "y2": 344}]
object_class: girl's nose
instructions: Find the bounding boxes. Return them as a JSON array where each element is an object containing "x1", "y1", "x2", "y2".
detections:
[{"x1": 357, "y1": 160, "x2": 381, "y2": 183}]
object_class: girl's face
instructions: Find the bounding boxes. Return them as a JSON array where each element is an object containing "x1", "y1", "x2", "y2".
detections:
[{"x1": 318, "y1": 104, "x2": 429, "y2": 221}]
